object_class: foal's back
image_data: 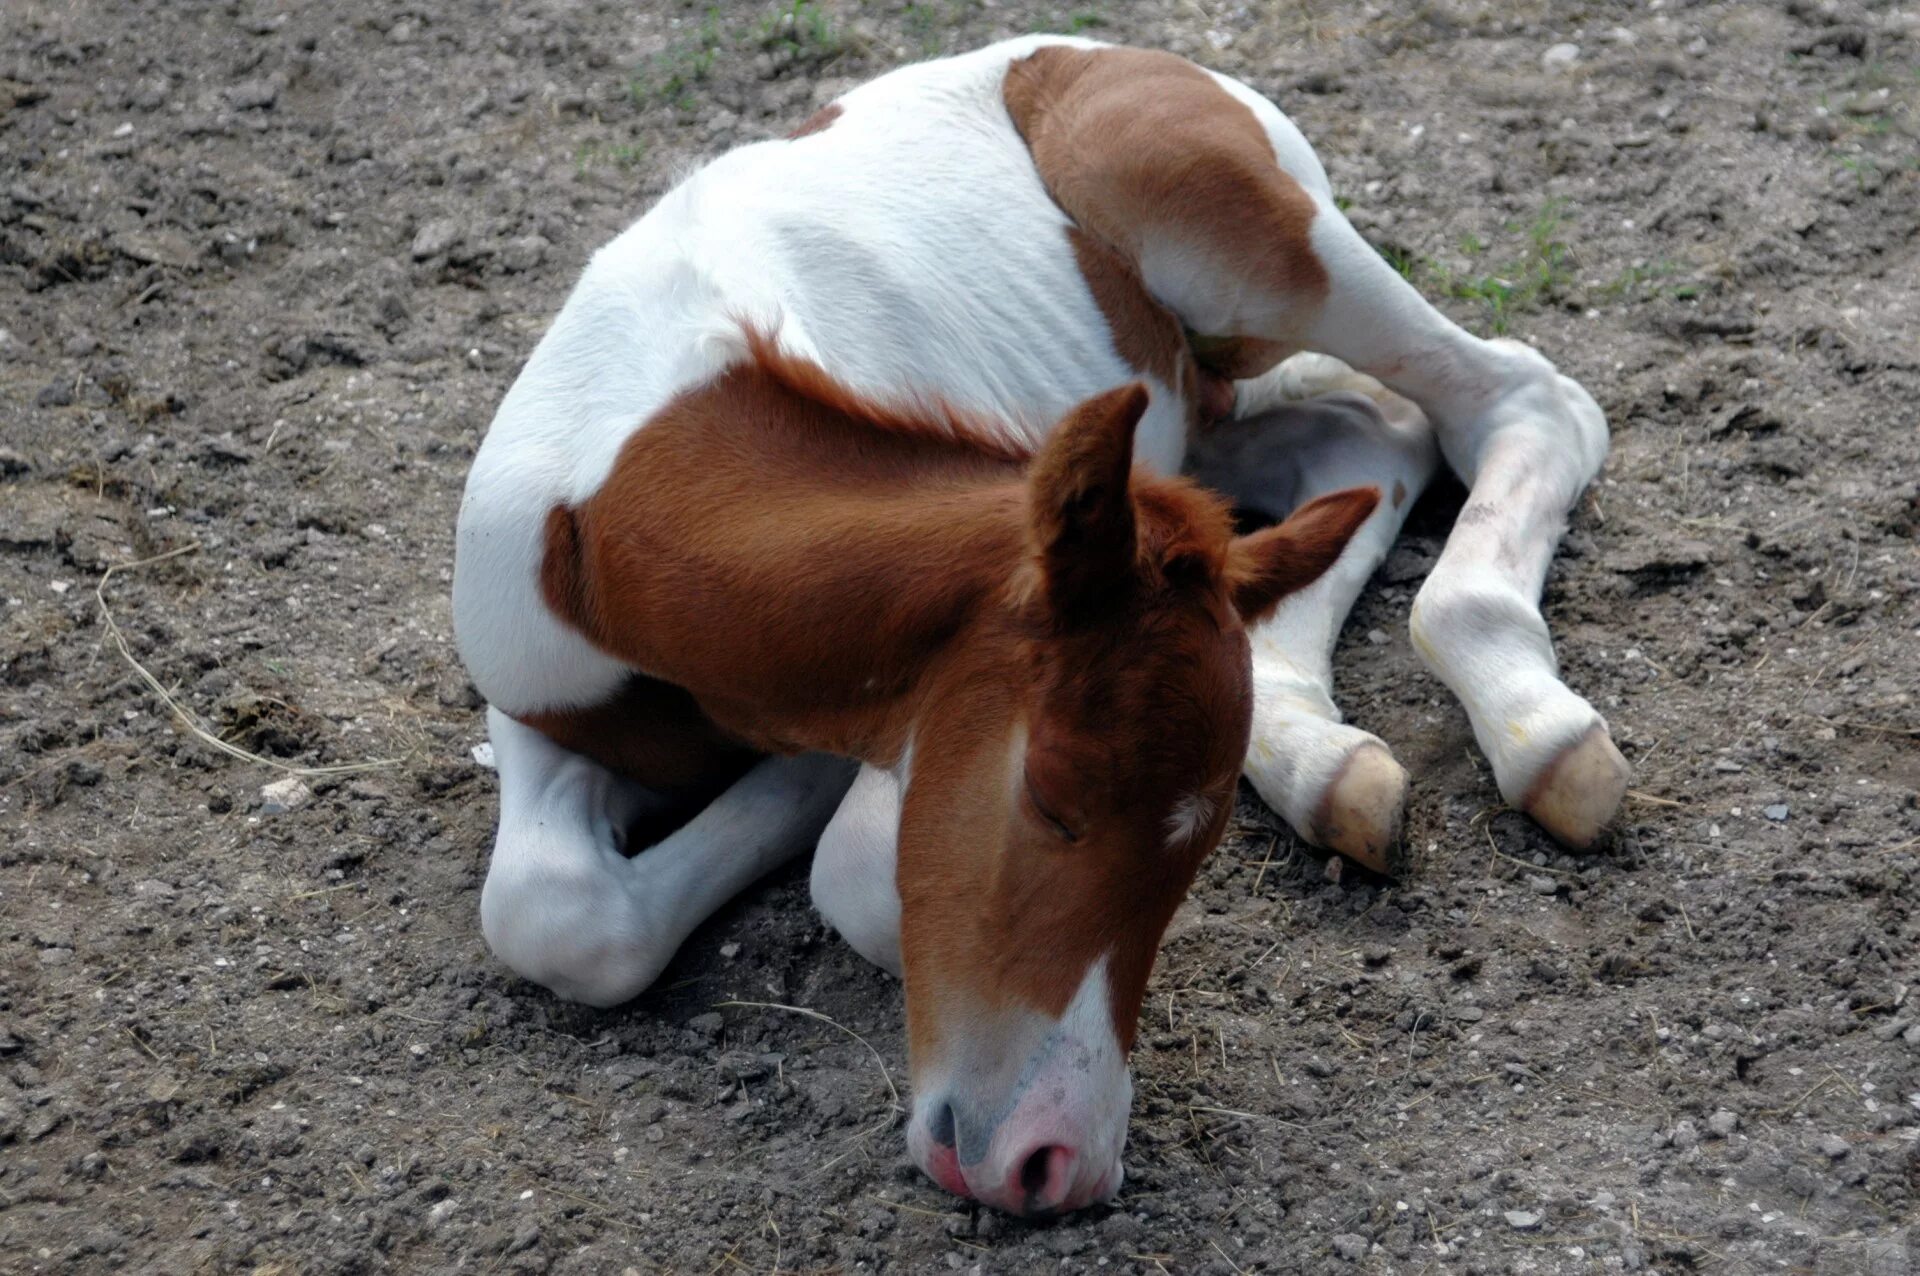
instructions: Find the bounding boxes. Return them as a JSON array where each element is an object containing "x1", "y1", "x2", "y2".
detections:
[{"x1": 455, "y1": 35, "x2": 1170, "y2": 718}]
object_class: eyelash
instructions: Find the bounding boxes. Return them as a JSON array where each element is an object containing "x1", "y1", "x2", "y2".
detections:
[{"x1": 1025, "y1": 775, "x2": 1080, "y2": 844}]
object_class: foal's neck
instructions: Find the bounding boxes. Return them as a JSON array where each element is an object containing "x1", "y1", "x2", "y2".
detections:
[{"x1": 547, "y1": 358, "x2": 1033, "y2": 765}]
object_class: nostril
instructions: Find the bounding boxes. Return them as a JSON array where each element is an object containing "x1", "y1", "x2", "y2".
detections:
[
  {"x1": 929, "y1": 1101, "x2": 956, "y2": 1149},
  {"x1": 1017, "y1": 1144, "x2": 1075, "y2": 1211}
]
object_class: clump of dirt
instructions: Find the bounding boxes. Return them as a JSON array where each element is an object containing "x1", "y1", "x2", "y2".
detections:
[{"x1": 1, "y1": 1, "x2": 1915, "y2": 1273}]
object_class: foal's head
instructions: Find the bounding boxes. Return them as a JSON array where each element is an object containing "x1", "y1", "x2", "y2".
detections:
[{"x1": 899, "y1": 384, "x2": 1377, "y2": 1215}]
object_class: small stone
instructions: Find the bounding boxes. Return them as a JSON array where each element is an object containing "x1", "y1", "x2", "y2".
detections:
[
  {"x1": 719, "y1": 942, "x2": 742, "y2": 960},
  {"x1": 410, "y1": 218, "x2": 463, "y2": 261},
  {"x1": 470, "y1": 742, "x2": 496, "y2": 769},
  {"x1": 1763, "y1": 804, "x2": 1789, "y2": 822},
  {"x1": 1451, "y1": 1005, "x2": 1485, "y2": 1023},
  {"x1": 146, "y1": 1075, "x2": 181, "y2": 1103},
  {"x1": 1707, "y1": 1110, "x2": 1739, "y2": 1138},
  {"x1": 1817, "y1": 1134, "x2": 1850, "y2": 1160},
  {"x1": 427, "y1": 1197, "x2": 460, "y2": 1227},
  {"x1": 1527, "y1": 874, "x2": 1560, "y2": 896},
  {"x1": 35, "y1": 379, "x2": 73, "y2": 408},
  {"x1": 687, "y1": 1012, "x2": 725, "y2": 1040},
  {"x1": 259, "y1": 777, "x2": 313, "y2": 814},
  {"x1": 38, "y1": 948, "x2": 73, "y2": 966},
  {"x1": 1670, "y1": 1119, "x2": 1699, "y2": 1150},
  {"x1": 1331, "y1": 1233, "x2": 1369, "y2": 1261},
  {"x1": 498, "y1": 234, "x2": 551, "y2": 274},
  {"x1": 226, "y1": 77, "x2": 281, "y2": 110},
  {"x1": 1542, "y1": 43, "x2": 1581, "y2": 71},
  {"x1": 1365, "y1": 628, "x2": 1390, "y2": 646},
  {"x1": 1505, "y1": 1210, "x2": 1543, "y2": 1231}
]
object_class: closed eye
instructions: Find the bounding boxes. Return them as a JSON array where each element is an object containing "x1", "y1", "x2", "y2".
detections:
[{"x1": 1025, "y1": 773, "x2": 1082, "y2": 844}]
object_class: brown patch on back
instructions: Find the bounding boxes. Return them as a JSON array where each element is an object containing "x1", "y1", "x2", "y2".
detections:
[
  {"x1": 787, "y1": 101, "x2": 842, "y2": 139},
  {"x1": 1004, "y1": 45, "x2": 1328, "y2": 353}
]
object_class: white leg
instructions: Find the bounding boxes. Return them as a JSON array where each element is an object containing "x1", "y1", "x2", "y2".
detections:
[
  {"x1": 480, "y1": 707, "x2": 856, "y2": 1006},
  {"x1": 810, "y1": 762, "x2": 904, "y2": 975},
  {"x1": 1188, "y1": 357, "x2": 1437, "y2": 869}
]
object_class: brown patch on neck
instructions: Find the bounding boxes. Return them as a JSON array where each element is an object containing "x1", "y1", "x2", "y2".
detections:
[
  {"x1": 1004, "y1": 45, "x2": 1328, "y2": 372},
  {"x1": 787, "y1": 101, "x2": 842, "y2": 139},
  {"x1": 537, "y1": 345, "x2": 1033, "y2": 764}
]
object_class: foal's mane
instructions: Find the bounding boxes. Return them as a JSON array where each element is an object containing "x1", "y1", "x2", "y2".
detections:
[{"x1": 738, "y1": 324, "x2": 1035, "y2": 465}]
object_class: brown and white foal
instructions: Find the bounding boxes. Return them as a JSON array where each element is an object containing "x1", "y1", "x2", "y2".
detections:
[{"x1": 454, "y1": 36, "x2": 1627, "y2": 1216}]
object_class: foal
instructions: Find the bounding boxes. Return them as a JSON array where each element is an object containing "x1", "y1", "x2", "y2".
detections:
[{"x1": 457, "y1": 32, "x2": 1626, "y2": 1217}]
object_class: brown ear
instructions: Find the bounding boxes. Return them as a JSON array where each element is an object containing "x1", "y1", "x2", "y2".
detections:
[
  {"x1": 1028, "y1": 383, "x2": 1149, "y2": 621},
  {"x1": 1226, "y1": 486, "x2": 1380, "y2": 624}
]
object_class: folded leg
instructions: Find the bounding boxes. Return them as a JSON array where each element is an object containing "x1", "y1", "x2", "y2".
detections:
[
  {"x1": 480, "y1": 706, "x2": 856, "y2": 1006},
  {"x1": 1188, "y1": 357, "x2": 1437, "y2": 868},
  {"x1": 810, "y1": 761, "x2": 905, "y2": 975}
]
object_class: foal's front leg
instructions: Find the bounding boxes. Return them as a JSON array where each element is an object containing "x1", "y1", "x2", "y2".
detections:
[
  {"x1": 1188, "y1": 358, "x2": 1439, "y2": 869},
  {"x1": 481, "y1": 708, "x2": 856, "y2": 1005},
  {"x1": 810, "y1": 762, "x2": 905, "y2": 975}
]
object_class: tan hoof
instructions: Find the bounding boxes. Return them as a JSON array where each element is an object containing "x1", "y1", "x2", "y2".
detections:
[
  {"x1": 1521, "y1": 724, "x2": 1630, "y2": 849},
  {"x1": 1310, "y1": 743, "x2": 1406, "y2": 874}
]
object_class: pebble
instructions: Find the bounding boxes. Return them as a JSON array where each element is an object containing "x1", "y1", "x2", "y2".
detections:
[
  {"x1": 259, "y1": 777, "x2": 313, "y2": 814},
  {"x1": 1505, "y1": 1210, "x2": 1543, "y2": 1231},
  {"x1": 1670, "y1": 1119, "x2": 1699, "y2": 1150},
  {"x1": 410, "y1": 218, "x2": 464, "y2": 261},
  {"x1": 1817, "y1": 1134, "x2": 1851, "y2": 1160},
  {"x1": 427, "y1": 1197, "x2": 460, "y2": 1227},
  {"x1": 226, "y1": 76, "x2": 282, "y2": 111},
  {"x1": 1707, "y1": 1110, "x2": 1739, "y2": 1138},
  {"x1": 1542, "y1": 43, "x2": 1581, "y2": 71},
  {"x1": 1763, "y1": 804, "x2": 1789, "y2": 822},
  {"x1": 1527, "y1": 874, "x2": 1560, "y2": 896},
  {"x1": 470, "y1": 742, "x2": 496, "y2": 769},
  {"x1": 1331, "y1": 1233, "x2": 1369, "y2": 1261},
  {"x1": 498, "y1": 234, "x2": 551, "y2": 274},
  {"x1": 1365, "y1": 628, "x2": 1389, "y2": 646}
]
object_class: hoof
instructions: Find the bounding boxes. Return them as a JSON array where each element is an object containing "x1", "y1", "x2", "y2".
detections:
[
  {"x1": 1310, "y1": 743, "x2": 1406, "y2": 874},
  {"x1": 1521, "y1": 724, "x2": 1630, "y2": 849}
]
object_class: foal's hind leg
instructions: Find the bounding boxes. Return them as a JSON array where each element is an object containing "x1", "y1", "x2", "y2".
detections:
[
  {"x1": 1007, "y1": 45, "x2": 1629, "y2": 846},
  {"x1": 1187, "y1": 358, "x2": 1437, "y2": 869},
  {"x1": 481, "y1": 707, "x2": 856, "y2": 1006}
]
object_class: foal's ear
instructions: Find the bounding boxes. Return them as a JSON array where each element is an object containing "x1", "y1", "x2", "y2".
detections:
[
  {"x1": 1027, "y1": 383, "x2": 1149, "y2": 622},
  {"x1": 1226, "y1": 486, "x2": 1380, "y2": 623}
]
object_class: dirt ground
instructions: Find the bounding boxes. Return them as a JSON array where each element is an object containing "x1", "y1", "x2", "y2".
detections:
[{"x1": 2, "y1": 0, "x2": 1917, "y2": 1272}]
